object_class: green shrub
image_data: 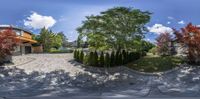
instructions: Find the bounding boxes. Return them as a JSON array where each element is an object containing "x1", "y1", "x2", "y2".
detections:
[
  {"x1": 122, "y1": 50, "x2": 128, "y2": 64},
  {"x1": 132, "y1": 52, "x2": 140, "y2": 60},
  {"x1": 88, "y1": 52, "x2": 94, "y2": 66},
  {"x1": 105, "y1": 53, "x2": 110, "y2": 67},
  {"x1": 115, "y1": 50, "x2": 120, "y2": 65},
  {"x1": 149, "y1": 47, "x2": 157, "y2": 55},
  {"x1": 83, "y1": 54, "x2": 89, "y2": 65},
  {"x1": 74, "y1": 50, "x2": 76, "y2": 59},
  {"x1": 99, "y1": 52, "x2": 104, "y2": 67},
  {"x1": 80, "y1": 50, "x2": 84, "y2": 63},
  {"x1": 76, "y1": 50, "x2": 80, "y2": 62},
  {"x1": 110, "y1": 51, "x2": 115, "y2": 67},
  {"x1": 119, "y1": 53, "x2": 123, "y2": 65},
  {"x1": 94, "y1": 51, "x2": 99, "y2": 66}
]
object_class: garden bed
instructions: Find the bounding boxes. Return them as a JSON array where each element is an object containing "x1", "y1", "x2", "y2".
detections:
[{"x1": 126, "y1": 54, "x2": 184, "y2": 73}]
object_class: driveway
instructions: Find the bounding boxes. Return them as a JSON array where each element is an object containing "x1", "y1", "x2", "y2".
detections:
[{"x1": 0, "y1": 54, "x2": 200, "y2": 99}]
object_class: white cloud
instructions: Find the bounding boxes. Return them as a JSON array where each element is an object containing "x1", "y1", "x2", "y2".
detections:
[
  {"x1": 167, "y1": 21, "x2": 171, "y2": 24},
  {"x1": 178, "y1": 20, "x2": 185, "y2": 25},
  {"x1": 148, "y1": 24, "x2": 173, "y2": 35},
  {"x1": 24, "y1": 12, "x2": 56, "y2": 29},
  {"x1": 167, "y1": 16, "x2": 174, "y2": 20}
]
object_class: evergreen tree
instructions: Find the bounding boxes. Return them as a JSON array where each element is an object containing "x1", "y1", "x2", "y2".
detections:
[
  {"x1": 110, "y1": 51, "x2": 115, "y2": 67},
  {"x1": 94, "y1": 51, "x2": 99, "y2": 66},
  {"x1": 74, "y1": 50, "x2": 76, "y2": 59},
  {"x1": 122, "y1": 50, "x2": 126, "y2": 64},
  {"x1": 115, "y1": 50, "x2": 120, "y2": 65},
  {"x1": 89, "y1": 52, "x2": 94, "y2": 66},
  {"x1": 77, "y1": 50, "x2": 80, "y2": 62},
  {"x1": 119, "y1": 53, "x2": 123, "y2": 65},
  {"x1": 80, "y1": 50, "x2": 84, "y2": 63},
  {"x1": 105, "y1": 53, "x2": 110, "y2": 67},
  {"x1": 99, "y1": 52, "x2": 104, "y2": 67}
]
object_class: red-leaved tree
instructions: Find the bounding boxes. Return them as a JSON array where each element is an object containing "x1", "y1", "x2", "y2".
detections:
[
  {"x1": 174, "y1": 23, "x2": 200, "y2": 65},
  {"x1": 0, "y1": 27, "x2": 19, "y2": 64},
  {"x1": 156, "y1": 33, "x2": 173, "y2": 56}
]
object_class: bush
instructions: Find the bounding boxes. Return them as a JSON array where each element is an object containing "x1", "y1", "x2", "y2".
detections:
[
  {"x1": 76, "y1": 50, "x2": 80, "y2": 62},
  {"x1": 74, "y1": 50, "x2": 76, "y2": 59},
  {"x1": 94, "y1": 51, "x2": 99, "y2": 66},
  {"x1": 79, "y1": 50, "x2": 84, "y2": 63},
  {"x1": 88, "y1": 52, "x2": 94, "y2": 66},
  {"x1": 122, "y1": 50, "x2": 128, "y2": 64},
  {"x1": 49, "y1": 48, "x2": 73, "y2": 53},
  {"x1": 149, "y1": 47, "x2": 157, "y2": 55},
  {"x1": 110, "y1": 51, "x2": 115, "y2": 67},
  {"x1": 115, "y1": 50, "x2": 120, "y2": 65},
  {"x1": 73, "y1": 49, "x2": 142, "y2": 67},
  {"x1": 118, "y1": 53, "x2": 123, "y2": 65},
  {"x1": 83, "y1": 54, "x2": 89, "y2": 65},
  {"x1": 99, "y1": 52, "x2": 104, "y2": 67},
  {"x1": 105, "y1": 53, "x2": 110, "y2": 67}
]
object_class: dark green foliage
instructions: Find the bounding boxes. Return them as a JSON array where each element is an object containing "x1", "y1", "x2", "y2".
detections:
[
  {"x1": 83, "y1": 54, "x2": 89, "y2": 65},
  {"x1": 99, "y1": 52, "x2": 104, "y2": 67},
  {"x1": 122, "y1": 50, "x2": 127, "y2": 64},
  {"x1": 118, "y1": 53, "x2": 123, "y2": 65},
  {"x1": 110, "y1": 51, "x2": 115, "y2": 67},
  {"x1": 105, "y1": 53, "x2": 110, "y2": 67},
  {"x1": 115, "y1": 50, "x2": 120, "y2": 65},
  {"x1": 73, "y1": 49, "x2": 142, "y2": 67},
  {"x1": 88, "y1": 52, "x2": 94, "y2": 66},
  {"x1": 74, "y1": 50, "x2": 76, "y2": 59},
  {"x1": 80, "y1": 50, "x2": 84, "y2": 63},
  {"x1": 94, "y1": 51, "x2": 99, "y2": 66},
  {"x1": 76, "y1": 50, "x2": 80, "y2": 62}
]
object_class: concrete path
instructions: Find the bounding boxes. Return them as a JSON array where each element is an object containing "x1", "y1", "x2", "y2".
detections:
[{"x1": 0, "y1": 54, "x2": 200, "y2": 99}]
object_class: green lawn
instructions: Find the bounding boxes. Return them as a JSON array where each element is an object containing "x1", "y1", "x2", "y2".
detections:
[{"x1": 126, "y1": 53, "x2": 184, "y2": 73}]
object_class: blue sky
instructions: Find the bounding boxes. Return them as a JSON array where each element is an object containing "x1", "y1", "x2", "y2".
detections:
[{"x1": 0, "y1": 0, "x2": 200, "y2": 42}]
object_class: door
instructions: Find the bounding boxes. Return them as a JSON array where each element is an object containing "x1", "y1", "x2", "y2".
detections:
[{"x1": 25, "y1": 46, "x2": 32, "y2": 54}]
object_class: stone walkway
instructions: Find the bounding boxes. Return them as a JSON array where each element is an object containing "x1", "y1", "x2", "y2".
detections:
[{"x1": 0, "y1": 54, "x2": 200, "y2": 99}]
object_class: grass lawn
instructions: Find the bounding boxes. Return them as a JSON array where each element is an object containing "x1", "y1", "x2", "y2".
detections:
[{"x1": 126, "y1": 53, "x2": 184, "y2": 73}]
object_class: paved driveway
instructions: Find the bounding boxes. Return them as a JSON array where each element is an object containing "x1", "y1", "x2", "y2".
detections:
[{"x1": 0, "y1": 54, "x2": 200, "y2": 99}]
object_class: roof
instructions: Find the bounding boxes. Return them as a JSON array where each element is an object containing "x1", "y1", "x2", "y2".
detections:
[{"x1": 0, "y1": 25, "x2": 33, "y2": 35}]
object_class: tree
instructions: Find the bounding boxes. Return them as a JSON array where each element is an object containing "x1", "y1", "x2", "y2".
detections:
[
  {"x1": 57, "y1": 32, "x2": 68, "y2": 47},
  {"x1": 51, "y1": 33, "x2": 62, "y2": 49},
  {"x1": 77, "y1": 7, "x2": 151, "y2": 51},
  {"x1": 174, "y1": 23, "x2": 200, "y2": 65},
  {"x1": 156, "y1": 33, "x2": 173, "y2": 56},
  {"x1": 38, "y1": 27, "x2": 63, "y2": 52},
  {"x1": 0, "y1": 27, "x2": 19, "y2": 64}
]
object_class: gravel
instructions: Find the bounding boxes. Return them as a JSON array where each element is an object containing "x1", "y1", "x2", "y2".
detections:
[{"x1": 0, "y1": 53, "x2": 199, "y2": 99}]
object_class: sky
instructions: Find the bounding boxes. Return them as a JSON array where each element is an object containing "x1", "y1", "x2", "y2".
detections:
[{"x1": 0, "y1": 0, "x2": 200, "y2": 42}]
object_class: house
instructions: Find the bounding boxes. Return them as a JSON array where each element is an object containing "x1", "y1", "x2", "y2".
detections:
[{"x1": 0, "y1": 25, "x2": 40, "y2": 55}]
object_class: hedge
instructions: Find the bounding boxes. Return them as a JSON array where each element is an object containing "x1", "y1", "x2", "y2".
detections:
[{"x1": 73, "y1": 49, "x2": 144, "y2": 67}]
